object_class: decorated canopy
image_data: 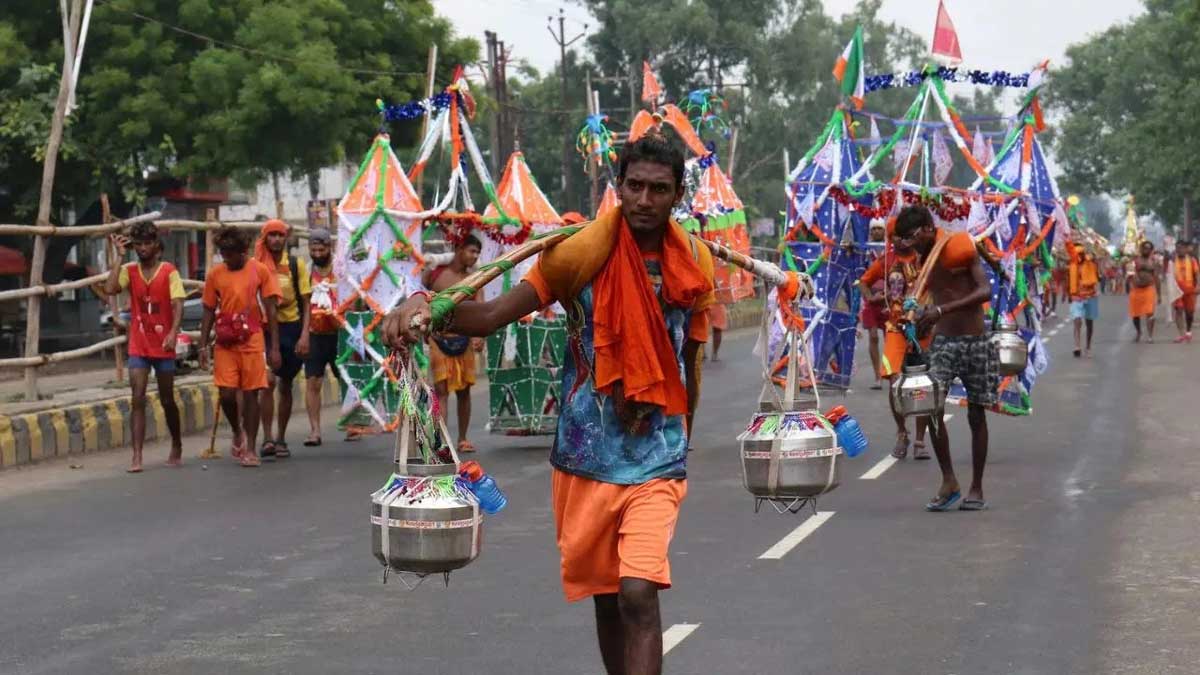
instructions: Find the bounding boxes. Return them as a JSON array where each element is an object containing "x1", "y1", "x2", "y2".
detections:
[{"x1": 480, "y1": 151, "x2": 564, "y2": 301}]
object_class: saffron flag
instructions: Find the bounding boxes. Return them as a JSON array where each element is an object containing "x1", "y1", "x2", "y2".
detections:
[
  {"x1": 832, "y1": 26, "x2": 865, "y2": 109},
  {"x1": 931, "y1": 0, "x2": 963, "y2": 65},
  {"x1": 641, "y1": 61, "x2": 662, "y2": 104}
]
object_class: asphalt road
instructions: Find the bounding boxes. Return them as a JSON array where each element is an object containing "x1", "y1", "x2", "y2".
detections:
[{"x1": 1, "y1": 294, "x2": 1197, "y2": 674}]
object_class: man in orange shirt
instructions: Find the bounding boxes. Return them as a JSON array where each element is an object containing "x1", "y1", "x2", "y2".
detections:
[
  {"x1": 199, "y1": 227, "x2": 282, "y2": 467},
  {"x1": 856, "y1": 221, "x2": 931, "y2": 460},
  {"x1": 903, "y1": 206, "x2": 997, "y2": 512},
  {"x1": 1172, "y1": 239, "x2": 1198, "y2": 342},
  {"x1": 1065, "y1": 237, "x2": 1100, "y2": 358},
  {"x1": 384, "y1": 135, "x2": 715, "y2": 675}
]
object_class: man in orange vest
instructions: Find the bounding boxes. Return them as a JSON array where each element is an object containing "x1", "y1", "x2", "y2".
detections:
[
  {"x1": 1172, "y1": 239, "x2": 1198, "y2": 342},
  {"x1": 105, "y1": 222, "x2": 187, "y2": 473},
  {"x1": 303, "y1": 229, "x2": 338, "y2": 446},
  {"x1": 1065, "y1": 237, "x2": 1100, "y2": 358}
]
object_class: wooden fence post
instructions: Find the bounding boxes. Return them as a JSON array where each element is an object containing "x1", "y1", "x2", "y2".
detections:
[
  {"x1": 101, "y1": 194, "x2": 125, "y2": 383},
  {"x1": 23, "y1": 0, "x2": 85, "y2": 401}
]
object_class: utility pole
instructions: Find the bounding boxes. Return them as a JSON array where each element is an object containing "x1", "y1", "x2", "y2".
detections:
[
  {"x1": 485, "y1": 31, "x2": 500, "y2": 176},
  {"x1": 416, "y1": 44, "x2": 438, "y2": 197},
  {"x1": 498, "y1": 39, "x2": 512, "y2": 163},
  {"x1": 586, "y1": 70, "x2": 598, "y2": 216},
  {"x1": 547, "y1": 9, "x2": 587, "y2": 211}
]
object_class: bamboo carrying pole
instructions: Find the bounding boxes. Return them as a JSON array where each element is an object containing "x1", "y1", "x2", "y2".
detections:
[
  {"x1": 427, "y1": 227, "x2": 803, "y2": 328},
  {"x1": 24, "y1": 0, "x2": 85, "y2": 400}
]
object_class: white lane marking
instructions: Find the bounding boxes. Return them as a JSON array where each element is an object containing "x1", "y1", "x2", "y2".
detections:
[
  {"x1": 662, "y1": 623, "x2": 700, "y2": 654},
  {"x1": 858, "y1": 414, "x2": 953, "y2": 480},
  {"x1": 859, "y1": 455, "x2": 897, "y2": 480},
  {"x1": 759, "y1": 511, "x2": 836, "y2": 560}
]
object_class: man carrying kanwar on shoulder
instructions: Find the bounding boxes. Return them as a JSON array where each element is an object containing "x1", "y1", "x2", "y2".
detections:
[
  {"x1": 384, "y1": 134, "x2": 715, "y2": 675},
  {"x1": 898, "y1": 205, "x2": 998, "y2": 513},
  {"x1": 855, "y1": 217, "x2": 932, "y2": 460},
  {"x1": 422, "y1": 234, "x2": 484, "y2": 453},
  {"x1": 199, "y1": 226, "x2": 282, "y2": 467},
  {"x1": 105, "y1": 221, "x2": 187, "y2": 473},
  {"x1": 255, "y1": 219, "x2": 311, "y2": 460}
]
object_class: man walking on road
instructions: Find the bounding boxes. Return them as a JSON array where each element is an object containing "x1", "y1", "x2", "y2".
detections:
[
  {"x1": 199, "y1": 227, "x2": 282, "y2": 468},
  {"x1": 422, "y1": 235, "x2": 484, "y2": 453},
  {"x1": 1066, "y1": 235, "x2": 1100, "y2": 358},
  {"x1": 899, "y1": 206, "x2": 997, "y2": 512},
  {"x1": 255, "y1": 219, "x2": 311, "y2": 460},
  {"x1": 385, "y1": 134, "x2": 716, "y2": 675},
  {"x1": 105, "y1": 222, "x2": 187, "y2": 473},
  {"x1": 1170, "y1": 240, "x2": 1198, "y2": 342},
  {"x1": 303, "y1": 229, "x2": 338, "y2": 446},
  {"x1": 1129, "y1": 240, "x2": 1161, "y2": 343},
  {"x1": 856, "y1": 220, "x2": 931, "y2": 460}
]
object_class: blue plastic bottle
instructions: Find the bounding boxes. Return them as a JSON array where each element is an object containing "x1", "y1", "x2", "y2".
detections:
[
  {"x1": 825, "y1": 405, "x2": 868, "y2": 458},
  {"x1": 461, "y1": 462, "x2": 508, "y2": 515}
]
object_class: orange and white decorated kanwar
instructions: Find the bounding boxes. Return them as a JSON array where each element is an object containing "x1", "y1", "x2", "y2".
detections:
[{"x1": 481, "y1": 152, "x2": 569, "y2": 435}]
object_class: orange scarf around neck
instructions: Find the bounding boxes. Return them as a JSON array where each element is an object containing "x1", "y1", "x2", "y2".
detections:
[
  {"x1": 1176, "y1": 255, "x2": 1197, "y2": 292},
  {"x1": 537, "y1": 208, "x2": 712, "y2": 415},
  {"x1": 591, "y1": 216, "x2": 710, "y2": 415}
]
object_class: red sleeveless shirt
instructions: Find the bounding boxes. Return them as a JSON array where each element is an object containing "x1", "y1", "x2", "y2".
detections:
[{"x1": 127, "y1": 262, "x2": 177, "y2": 359}]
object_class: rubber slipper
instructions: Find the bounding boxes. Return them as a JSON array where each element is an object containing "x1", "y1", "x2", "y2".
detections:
[
  {"x1": 913, "y1": 442, "x2": 931, "y2": 460},
  {"x1": 925, "y1": 491, "x2": 961, "y2": 512},
  {"x1": 303, "y1": 436, "x2": 322, "y2": 447},
  {"x1": 275, "y1": 441, "x2": 291, "y2": 459},
  {"x1": 240, "y1": 455, "x2": 261, "y2": 468},
  {"x1": 891, "y1": 437, "x2": 909, "y2": 460},
  {"x1": 870, "y1": 382, "x2": 883, "y2": 390},
  {"x1": 126, "y1": 466, "x2": 143, "y2": 474},
  {"x1": 260, "y1": 440, "x2": 277, "y2": 462},
  {"x1": 958, "y1": 499, "x2": 988, "y2": 511},
  {"x1": 457, "y1": 440, "x2": 477, "y2": 453}
]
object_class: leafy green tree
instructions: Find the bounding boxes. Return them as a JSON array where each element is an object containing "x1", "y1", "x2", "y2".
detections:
[{"x1": 1050, "y1": 0, "x2": 1200, "y2": 224}]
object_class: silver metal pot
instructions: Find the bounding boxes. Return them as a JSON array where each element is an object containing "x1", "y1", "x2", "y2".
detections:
[
  {"x1": 990, "y1": 316, "x2": 1028, "y2": 376},
  {"x1": 739, "y1": 414, "x2": 842, "y2": 498},
  {"x1": 370, "y1": 463, "x2": 482, "y2": 575},
  {"x1": 890, "y1": 363, "x2": 945, "y2": 418}
]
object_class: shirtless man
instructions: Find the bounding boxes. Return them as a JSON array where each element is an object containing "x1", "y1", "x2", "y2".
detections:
[
  {"x1": 1129, "y1": 240, "x2": 1161, "y2": 343},
  {"x1": 422, "y1": 235, "x2": 485, "y2": 452},
  {"x1": 899, "y1": 206, "x2": 997, "y2": 512}
]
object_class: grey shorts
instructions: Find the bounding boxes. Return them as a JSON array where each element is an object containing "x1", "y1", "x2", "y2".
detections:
[{"x1": 928, "y1": 334, "x2": 1000, "y2": 407}]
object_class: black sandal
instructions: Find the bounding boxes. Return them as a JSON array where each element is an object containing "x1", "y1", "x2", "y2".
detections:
[
  {"x1": 275, "y1": 441, "x2": 291, "y2": 459},
  {"x1": 260, "y1": 440, "x2": 277, "y2": 462}
]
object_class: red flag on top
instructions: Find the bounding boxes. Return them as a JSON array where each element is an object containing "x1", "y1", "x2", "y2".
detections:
[
  {"x1": 641, "y1": 61, "x2": 662, "y2": 104},
  {"x1": 931, "y1": 0, "x2": 963, "y2": 65}
]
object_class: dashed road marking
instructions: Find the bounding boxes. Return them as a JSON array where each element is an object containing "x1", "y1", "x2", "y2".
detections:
[
  {"x1": 859, "y1": 455, "x2": 897, "y2": 480},
  {"x1": 662, "y1": 623, "x2": 700, "y2": 654},
  {"x1": 759, "y1": 511, "x2": 836, "y2": 560}
]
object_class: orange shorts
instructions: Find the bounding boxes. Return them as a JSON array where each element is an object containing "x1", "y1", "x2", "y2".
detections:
[
  {"x1": 708, "y1": 303, "x2": 728, "y2": 331},
  {"x1": 1174, "y1": 291, "x2": 1197, "y2": 314},
  {"x1": 213, "y1": 346, "x2": 268, "y2": 391},
  {"x1": 551, "y1": 469, "x2": 687, "y2": 602},
  {"x1": 429, "y1": 339, "x2": 476, "y2": 393},
  {"x1": 881, "y1": 330, "x2": 932, "y2": 378}
]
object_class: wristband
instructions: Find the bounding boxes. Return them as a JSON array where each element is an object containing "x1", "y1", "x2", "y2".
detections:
[{"x1": 936, "y1": 305, "x2": 944, "y2": 318}]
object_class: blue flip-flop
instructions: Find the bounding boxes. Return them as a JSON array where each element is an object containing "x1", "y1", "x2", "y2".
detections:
[{"x1": 925, "y1": 490, "x2": 961, "y2": 512}]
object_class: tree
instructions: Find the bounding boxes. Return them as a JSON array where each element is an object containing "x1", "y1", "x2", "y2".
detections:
[
  {"x1": 0, "y1": 0, "x2": 477, "y2": 225},
  {"x1": 1049, "y1": 0, "x2": 1200, "y2": 225}
]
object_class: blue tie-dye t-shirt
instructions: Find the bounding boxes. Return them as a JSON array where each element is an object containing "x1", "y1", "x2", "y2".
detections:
[{"x1": 548, "y1": 256, "x2": 695, "y2": 485}]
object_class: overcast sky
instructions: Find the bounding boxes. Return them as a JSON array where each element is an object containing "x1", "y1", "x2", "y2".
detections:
[{"x1": 433, "y1": 0, "x2": 1143, "y2": 80}]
